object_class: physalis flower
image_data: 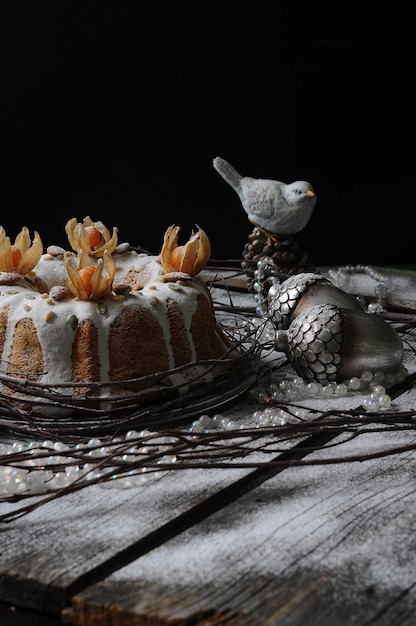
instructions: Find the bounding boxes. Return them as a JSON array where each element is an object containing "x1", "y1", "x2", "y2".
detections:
[
  {"x1": 65, "y1": 216, "x2": 118, "y2": 258},
  {"x1": 0, "y1": 226, "x2": 43, "y2": 275},
  {"x1": 161, "y1": 225, "x2": 211, "y2": 276},
  {"x1": 64, "y1": 250, "x2": 117, "y2": 300}
]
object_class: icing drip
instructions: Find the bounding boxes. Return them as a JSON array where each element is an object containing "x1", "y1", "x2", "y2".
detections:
[{"x1": 0, "y1": 273, "x2": 216, "y2": 390}]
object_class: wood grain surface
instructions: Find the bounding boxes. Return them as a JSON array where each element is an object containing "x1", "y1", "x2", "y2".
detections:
[{"x1": 1, "y1": 267, "x2": 415, "y2": 625}]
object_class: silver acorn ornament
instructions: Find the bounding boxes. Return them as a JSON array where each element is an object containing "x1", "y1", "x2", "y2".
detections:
[
  {"x1": 275, "y1": 303, "x2": 404, "y2": 384},
  {"x1": 268, "y1": 272, "x2": 364, "y2": 330}
]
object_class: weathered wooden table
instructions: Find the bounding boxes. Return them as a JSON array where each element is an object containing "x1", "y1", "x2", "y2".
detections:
[{"x1": 1, "y1": 266, "x2": 416, "y2": 626}]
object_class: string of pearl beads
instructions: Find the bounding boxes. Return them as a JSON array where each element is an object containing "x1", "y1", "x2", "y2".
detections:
[
  {"x1": 327, "y1": 264, "x2": 390, "y2": 313},
  {"x1": 0, "y1": 429, "x2": 177, "y2": 497},
  {"x1": 189, "y1": 364, "x2": 408, "y2": 436}
]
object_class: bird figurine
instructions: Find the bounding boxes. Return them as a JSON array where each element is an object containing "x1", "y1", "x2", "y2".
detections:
[{"x1": 213, "y1": 156, "x2": 317, "y2": 236}]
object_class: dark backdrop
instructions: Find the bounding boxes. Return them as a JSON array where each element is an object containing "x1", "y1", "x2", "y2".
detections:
[{"x1": 1, "y1": 3, "x2": 415, "y2": 266}]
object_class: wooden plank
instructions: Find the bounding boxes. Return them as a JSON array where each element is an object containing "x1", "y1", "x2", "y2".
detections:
[
  {"x1": 3, "y1": 366, "x2": 411, "y2": 617},
  {"x1": 203, "y1": 265, "x2": 416, "y2": 312},
  {"x1": 61, "y1": 329, "x2": 416, "y2": 625},
  {"x1": 62, "y1": 424, "x2": 416, "y2": 625},
  {"x1": 0, "y1": 462, "x2": 257, "y2": 614},
  {"x1": 0, "y1": 396, "x2": 338, "y2": 615},
  {"x1": 320, "y1": 266, "x2": 416, "y2": 311},
  {"x1": 1, "y1": 270, "x2": 415, "y2": 623}
]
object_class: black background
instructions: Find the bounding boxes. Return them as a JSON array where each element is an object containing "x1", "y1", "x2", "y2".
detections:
[
  {"x1": 1, "y1": 2, "x2": 415, "y2": 267},
  {"x1": 0, "y1": 6, "x2": 414, "y2": 625}
]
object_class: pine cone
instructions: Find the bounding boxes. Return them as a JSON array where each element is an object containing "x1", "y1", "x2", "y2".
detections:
[{"x1": 241, "y1": 227, "x2": 316, "y2": 291}]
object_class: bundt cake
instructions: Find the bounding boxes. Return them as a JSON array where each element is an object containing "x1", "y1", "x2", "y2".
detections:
[{"x1": 0, "y1": 218, "x2": 233, "y2": 402}]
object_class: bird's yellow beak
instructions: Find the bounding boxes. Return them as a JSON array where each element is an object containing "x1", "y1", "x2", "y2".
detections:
[{"x1": 306, "y1": 189, "x2": 315, "y2": 198}]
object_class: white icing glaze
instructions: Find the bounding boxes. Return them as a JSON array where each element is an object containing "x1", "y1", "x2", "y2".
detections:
[
  {"x1": 140, "y1": 280, "x2": 200, "y2": 365},
  {"x1": 0, "y1": 274, "x2": 215, "y2": 390},
  {"x1": 33, "y1": 250, "x2": 162, "y2": 290}
]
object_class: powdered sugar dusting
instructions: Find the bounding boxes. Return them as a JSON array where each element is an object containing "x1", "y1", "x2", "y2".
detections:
[{"x1": 109, "y1": 426, "x2": 416, "y2": 598}]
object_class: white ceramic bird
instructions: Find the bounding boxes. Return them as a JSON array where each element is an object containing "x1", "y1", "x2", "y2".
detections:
[{"x1": 213, "y1": 156, "x2": 317, "y2": 236}]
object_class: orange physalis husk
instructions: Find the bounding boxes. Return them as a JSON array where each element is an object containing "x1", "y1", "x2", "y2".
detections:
[
  {"x1": 85, "y1": 225, "x2": 101, "y2": 248},
  {"x1": 0, "y1": 226, "x2": 43, "y2": 275},
  {"x1": 160, "y1": 225, "x2": 211, "y2": 276},
  {"x1": 11, "y1": 246, "x2": 22, "y2": 268},
  {"x1": 78, "y1": 266, "x2": 96, "y2": 297},
  {"x1": 64, "y1": 250, "x2": 116, "y2": 300},
  {"x1": 65, "y1": 216, "x2": 118, "y2": 258}
]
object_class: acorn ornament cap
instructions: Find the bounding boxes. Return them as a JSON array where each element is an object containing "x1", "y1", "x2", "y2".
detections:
[
  {"x1": 275, "y1": 303, "x2": 404, "y2": 384},
  {"x1": 268, "y1": 272, "x2": 365, "y2": 330}
]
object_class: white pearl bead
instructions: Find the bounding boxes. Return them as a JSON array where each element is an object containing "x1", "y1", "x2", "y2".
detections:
[
  {"x1": 334, "y1": 383, "x2": 348, "y2": 397},
  {"x1": 346, "y1": 377, "x2": 361, "y2": 390},
  {"x1": 306, "y1": 382, "x2": 322, "y2": 396},
  {"x1": 321, "y1": 384, "x2": 335, "y2": 398}
]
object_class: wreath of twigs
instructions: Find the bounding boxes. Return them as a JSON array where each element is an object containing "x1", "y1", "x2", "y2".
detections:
[
  {"x1": 0, "y1": 307, "x2": 262, "y2": 439},
  {"x1": 0, "y1": 258, "x2": 261, "y2": 441},
  {"x1": 1, "y1": 259, "x2": 416, "y2": 522}
]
